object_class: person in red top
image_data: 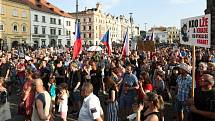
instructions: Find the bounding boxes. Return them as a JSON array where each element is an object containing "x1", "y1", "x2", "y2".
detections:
[
  {"x1": 136, "y1": 71, "x2": 153, "y2": 102},
  {"x1": 19, "y1": 70, "x2": 35, "y2": 121},
  {"x1": 16, "y1": 59, "x2": 26, "y2": 90}
]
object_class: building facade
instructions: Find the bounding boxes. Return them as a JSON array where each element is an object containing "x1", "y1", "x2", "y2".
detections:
[
  {"x1": 70, "y1": 3, "x2": 140, "y2": 46},
  {"x1": 24, "y1": 0, "x2": 75, "y2": 48},
  {"x1": 147, "y1": 26, "x2": 179, "y2": 43},
  {"x1": 0, "y1": 0, "x2": 31, "y2": 50},
  {"x1": 166, "y1": 27, "x2": 180, "y2": 44}
]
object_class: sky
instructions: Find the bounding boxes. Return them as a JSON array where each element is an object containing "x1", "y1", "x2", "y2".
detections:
[{"x1": 48, "y1": 0, "x2": 206, "y2": 30}]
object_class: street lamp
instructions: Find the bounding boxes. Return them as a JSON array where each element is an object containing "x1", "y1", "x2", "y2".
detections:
[
  {"x1": 144, "y1": 23, "x2": 147, "y2": 32},
  {"x1": 129, "y1": 13, "x2": 135, "y2": 50}
]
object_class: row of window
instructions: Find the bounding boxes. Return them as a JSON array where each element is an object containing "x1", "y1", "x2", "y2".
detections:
[
  {"x1": 0, "y1": 23, "x2": 27, "y2": 32},
  {"x1": 82, "y1": 33, "x2": 118, "y2": 39},
  {"x1": 82, "y1": 25, "x2": 118, "y2": 31},
  {"x1": 33, "y1": 26, "x2": 62, "y2": 35},
  {"x1": 34, "y1": 39, "x2": 63, "y2": 47},
  {"x1": 34, "y1": 15, "x2": 62, "y2": 25},
  {"x1": 0, "y1": 7, "x2": 27, "y2": 18},
  {"x1": 34, "y1": 14, "x2": 71, "y2": 26}
]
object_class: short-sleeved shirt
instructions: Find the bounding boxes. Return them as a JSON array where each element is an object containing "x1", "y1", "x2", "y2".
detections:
[
  {"x1": 78, "y1": 93, "x2": 103, "y2": 121},
  {"x1": 121, "y1": 73, "x2": 138, "y2": 97},
  {"x1": 176, "y1": 74, "x2": 192, "y2": 101}
]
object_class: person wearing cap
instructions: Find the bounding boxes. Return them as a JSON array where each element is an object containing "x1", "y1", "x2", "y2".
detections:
[
  {"x1": 189, "y1": 74, "x2": 215, "y2": 121},
  {"x1": 174, "y1": 63, "x2": 193, "y2": 121}
]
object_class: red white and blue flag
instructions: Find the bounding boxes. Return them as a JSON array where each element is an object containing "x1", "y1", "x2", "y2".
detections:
[
  {"x1": 101, "y1": 30, "x2": 112, "y2": 55},
  {"x1": 122, "y1": 29, "x2": 129, "y2": 58},
  {"x1": 72, "y1": 22, "x2": 82, "y2": 60}
]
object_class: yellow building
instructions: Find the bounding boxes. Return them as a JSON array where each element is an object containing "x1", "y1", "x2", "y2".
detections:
[{"x1": 0, "y1": 0, "x2": 30, "y2": 50}]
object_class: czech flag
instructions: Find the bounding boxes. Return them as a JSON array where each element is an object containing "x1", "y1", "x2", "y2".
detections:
[
  {"x1": 101, "y1": 30, "x2": 112, "y2": 55},
  {"x1": 122, "y1": 29, "x2": 129, "y2": 58},
  {"x1": 72, "y1": 22, "x2": 82, "y2": 60}
]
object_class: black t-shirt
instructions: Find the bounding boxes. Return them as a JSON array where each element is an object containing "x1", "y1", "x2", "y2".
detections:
[
  {"x1": 0, "y1": 62, "x2": 10, "y2": 77},
  {"x1": 191, "y1": 88, "x2": 215, "y2": 121},
  {"x1": 70, "y1": 70, "x2": 81, "y2": 90},
  {"x1": 90, "y1": 69, "x2": 102, "y2": 89}
]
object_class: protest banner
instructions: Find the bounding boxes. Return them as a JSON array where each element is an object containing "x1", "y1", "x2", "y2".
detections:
[{"x1": 180, "y1": 14, "x2": 211, "y2": 48}]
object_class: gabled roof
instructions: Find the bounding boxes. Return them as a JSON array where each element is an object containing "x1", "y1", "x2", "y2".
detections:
[{"x1": 19, "y1": 0, "x2": 74, "y2": 18}]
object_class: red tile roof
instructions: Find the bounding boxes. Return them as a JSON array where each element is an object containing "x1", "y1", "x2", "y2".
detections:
[{"x1": 19, "y1": 0, "x2": 75, "y2": 18}]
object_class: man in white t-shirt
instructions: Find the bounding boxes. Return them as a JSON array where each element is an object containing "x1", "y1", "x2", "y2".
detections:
[{"x1": 78, "y1": 82, "x2": 103, "y2": 121}]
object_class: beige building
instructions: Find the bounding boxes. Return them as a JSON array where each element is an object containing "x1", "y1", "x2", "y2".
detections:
[
  {"x1": 0, "y1": 0, "x2": 31, "y2": 50},
  {"x1": 166, "y1": 27, "x2": 180, "y2": 43},
  {"x1": 70, "y1": 3, "x2": 139, "y2": 46}
]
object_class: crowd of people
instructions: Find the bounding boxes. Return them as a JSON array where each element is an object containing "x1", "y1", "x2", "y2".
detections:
[{"x1": 0, "y1": 44, "x2": 214, "y2": 121}]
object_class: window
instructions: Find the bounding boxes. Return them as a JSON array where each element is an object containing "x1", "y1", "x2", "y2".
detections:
[
  {"x1": 34, "y1": 26, "x2": 38, "y2": 34},
  {"x1": 89, "y1": 18, "x2": 91, "y2": 22},
  {"x1": 96, "y1": 26, "x2": 97, "y2": 30},
  {"x1": 89, "y1": 33, "x2": 91, "y2": 38},
  {"x1": 67, "y1": 40, "x2": 71, "y2": 46},
  {"x1": 58, "y1": 29, "x2": 61, "y2": 35},
  {"x1": 83, "y1": 18, "x2": 86, "y2": 22},
  {"x1": 42, "y1": 27, "x2": 46, "y2": 34},
  {"x1": 66, "y1": 21, "x2": 71, "y2": 26},
  {"x1": 83, "y1": 26, "x2": 86, "y2": 30},
  {"x1": 12, "y1": 9, "x2": 18, "y2": 16},
  {"x1": 41, "y1": 40, "x2": 46, "y2": 46},
  {"x1": 96, "y1": 33, "x2": 98, "y2": 38},
  {"x1": 50, "y1": 18, "x2": 56, "y2": 24},
  {"x1": 58, "y1": 19, "x2": 61, "y2": 25},
  {"x1": 0, "y1": 23, "x2": 4, "y2": 31},
  {"x1": 42, "y1": 16, "x2": 46, "y2": 23},
  {"x1": 50, "y1": 28, "x2": 56, "y2": 35},
  {"x1": 22, "y1": 24, "x2": 27, "y2": 32},
  {"x1": 13, "y1": 23, "x2": 18, "y2": 32},
  {"x1": 58, "y1": 39, "x2": 62, "y2": 45},
  {"x1": 34, "y1": 15, "x2": 38, "y2": 21},
  {"x1": 89, "y1": 26, "x2": 91, "y2": 30},
  {"x1": 83, "y1": 33, "x2": 86, "y2": 38},
  {"x1": 66, "y1": 30, "x2": 71, "y2": 36},
  {"x1": 22, "y1": 11, "x2": 27, "y2": 17},
  {"x1": 0, "y1": 7, "x2": 4, "y2": 15}
]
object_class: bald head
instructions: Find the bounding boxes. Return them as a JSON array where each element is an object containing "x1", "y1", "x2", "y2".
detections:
[{"x1": 33, "y1": 78, "x2": 44, "y2": 92}]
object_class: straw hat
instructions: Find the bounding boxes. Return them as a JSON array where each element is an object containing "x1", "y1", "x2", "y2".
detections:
[{"x1": 177, "y1": 63, "x2": 191, "y2": 74}]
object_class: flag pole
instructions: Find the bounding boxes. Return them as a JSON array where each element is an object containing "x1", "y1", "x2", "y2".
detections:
[{"x1": 191, "y1": 45, "x2": 196, "y2": 98}]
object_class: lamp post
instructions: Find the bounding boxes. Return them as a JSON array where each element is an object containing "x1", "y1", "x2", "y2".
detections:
[
  {"x1": 144, "y1": 23, "x2": 147, "y2": 32},
  {"x1": 76, "y1": 0, "x2": 78, "y2": 23},
  {"x1": 129, "y1": 13, "x2": 135, "y2": 50}
]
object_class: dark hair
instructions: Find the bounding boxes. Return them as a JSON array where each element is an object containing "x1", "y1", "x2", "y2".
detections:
[
  {"x1": 60, "y1": 83, "x2": 68, "y2": 90},
  {"x1": 140, "y1": 71, "x2": 152, "y2": 84}
]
